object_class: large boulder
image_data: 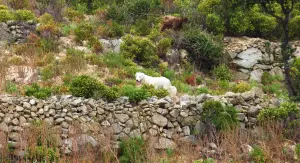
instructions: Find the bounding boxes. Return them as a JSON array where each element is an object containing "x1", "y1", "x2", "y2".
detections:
[
  {"x1": 232, "y1": 48, "x2": 263, "y2": 69},
  {"x1": 100, "y1": 38, "x2": 123, "y2": 53}
]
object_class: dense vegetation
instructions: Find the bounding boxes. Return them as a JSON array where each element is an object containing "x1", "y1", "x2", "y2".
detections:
[{"x1": 0, "y1": 0, "x2": 300, "y2": 162}]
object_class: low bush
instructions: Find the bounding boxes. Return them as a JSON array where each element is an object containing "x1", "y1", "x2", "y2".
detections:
[
  {"x1": 0, "y1": 10, "x2": 14, "y2": 22},
  {"x1": 291, "y1": 58, "x2": 300, "y2": 98},
  {"x1": 41, "y1": 63, "x2": 60, "y2": 81},
  {"x1": 25, "y1": 83, "x2": 52, "y2": 99},
  {"x1": 121, "y1": 85, "x2": 150, "y2": 103},
  {"x1": 74, "y1": 22, "x2": 94, "y2": 42},
  {"x1": 249, "y1": 146, "x2": 266, "y2": 163},
  {"x1": 212, "y1": 64, "x2": 231, "y2": 81},
  {"x1": 88, "y1": 36, "x2": 103, "y2": 53},
  {"x1": 202, "y1": 100, "x2": 238, "y2": 130},
  {"x1": 64, "y1": 7, "x2": 85, "y2": 21},
  {"x1": 181, "y1": 29, "x2": 223, "y2": 70},
  {"x1": 121, "y1": 34, "x2": 160, "y2": 68},
  {"x1": 141, "y1": 84, "x2": 169, "y2": 98},
  {"x1": 163, "y1": 69, "x2": 176, "y2": 81},
  {"x1": 119, "y1": 137, "x2": 147, "y2": 163},
  {"x1": 258, "y1": 102, "x2": 299, "y2": 122},
  {"x1": 232, "y1": 81, "x2": 251, "y2": 93},
  {"x1": 0, "y1": 5, "x2": 9, "y2": 10},
  {"x1": 157, "y1": 37, "x2": 172, "y2": 58},
  {"x1": 261, "y1": 72, "x2": 273, "y2": 85},
  {"x1": 69, "y1": 75, "x2": 104, "y2": 98},
  {"x1": 37, "y1": 13, "x2": 60, "y2": 38},
  {"x1": 195, "y1": 87, "x2": 210, "y2": 95},
  {"x1": 5, "y1": 81, "x2": 19, "y2": 94},
  {"x1": 14, "y1": 9, "x2": 35, "y2": 21},
  {"x1": 296, "y1": 144, "x2": 300, "y2": 159}
]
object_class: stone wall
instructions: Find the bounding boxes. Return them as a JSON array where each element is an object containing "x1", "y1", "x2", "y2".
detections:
[
  {"x1": 0, "y1": 20, "x2": 36, "y2": 45},
  {"x1": 225, "y1": 37, "x2": 300, "y2": 82},
  {"x1": 0, "y1": 87, "x2": 282, "y2": 152}
]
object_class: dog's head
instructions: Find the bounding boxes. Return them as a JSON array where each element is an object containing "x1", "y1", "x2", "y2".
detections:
[{"x1": 135, "y1": 72, "x2": 145, "y2": 85}]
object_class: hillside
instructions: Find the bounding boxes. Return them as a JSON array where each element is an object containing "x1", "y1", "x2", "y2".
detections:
[{"x1": 0, "y1": 0, "x2": 300, "y2": 162}]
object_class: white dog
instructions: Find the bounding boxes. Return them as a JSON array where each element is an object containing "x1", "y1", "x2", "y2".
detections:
[{"x1": 135, "y1": 72, "x2": 177, "y2": 97}]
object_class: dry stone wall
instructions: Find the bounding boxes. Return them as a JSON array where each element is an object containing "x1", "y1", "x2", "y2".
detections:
[
  {"x1": 0, "y1": 87, "x2": 283, "y2": 153},
  {"x1": 225, "y1": 37, "x2": 300, "y2": 82},
  {"x1": 0, "y1": 20, "x2": 36, "y2": 44}
]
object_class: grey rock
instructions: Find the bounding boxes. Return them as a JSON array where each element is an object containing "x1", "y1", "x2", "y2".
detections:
[
  {"x1": 152, "y1": 114, "x2": 168, "y2": 127},
  {"x1": 233, "y1": 48, "x2": 263, "y2": 69},
  {"x1": 112, "y1": 123, "x2": 123, "y2": 134},
  {"x1": 154, "y1": 137, "x2": 176, "y2": 149},
  {"x1": 182, "y1": 126, "x2": 190, "y2": 136},
  {"x1": 241, "y1": 91, "x2": 255, "y2": 101},
  {"x1": 115, "y1": 114, "x2": 130, "y2": 123},
  {"x1": 209, "y1": 143, "x2": 218, "y2": 150},
  {"x1": 29, "y1": 99, "x2": 36, "y2": 105},
  {"x1": 250, "y1": 69, "x2": 264, "y2": 82},
  {"x1": 237, "y1": 113, "x2": 246, "y2": 121},
  {"x1": 23, "y1": 102, "x2": 31, "y2": 109},
  {"x1": 16, "y1": 105, "x2": 24, "y2": 112},
  {"x1": 251, "y1": 87, "x2": 264, "y2": 98}
]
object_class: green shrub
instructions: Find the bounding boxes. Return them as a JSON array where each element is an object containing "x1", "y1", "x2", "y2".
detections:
[
  {"x1": 261, "y1": 72, "x2": 273, "y2": 85},
  {"x1": 41, "y1": 63, "x2": 60, "y2": 81},
  {"x1": 262, "y1": 83, "x2": 282, "y2": 94},
  {"x1": 85, "y1": 53, "x2": 105, "y2": 67},
  {"x1": 196, "y1": 87, "x2": 210, "y2": 95},
  {"x1": 0, "y1": 5, "x2": 9, "y2": 10},
  {"x1": 0, "y1": 10, "x2": 14, "y2": 22},
  {"x1": 249, "y1": 146, "x2": 266, "y2": 163},
  {"x1": 291, "y1": 58, "x2": 300, "y2": 98},
  {"x1": 296, "y1": 144, "x2": 300, "y2": 159},
  {"x1": 181, "y1": 29, "x2": 223, "y2": 70},
  {"x1": 69, "y1": 75, "x2": 118, "y2": 101},
  {"x1": 141, "y1": 84, "x2": 169, "y2": 98},
  {"x1": 121, "y1": 85, "x2": 150, "y2": 103},
  {"x1": 69, "y1": 75, "x2": 104, "y2": 98},
  {"x1": 163, "y1": 69, "x2": 176, "y2": 80},
  {"x1": 126, "y1": 0, "x2": 151, "y2": 21},
  {"x1": 38, "y1": 13, "x2": 54, "y2": 25},
  {"x1": 121, "y1": 34, "x2": 160, "y2": 68},
  {"x1": 105, "y1": 77, "x2": 123, "y2": 86},
  {"x1": 88, "y1": 36, "x2": 103, "y2": 53},
  {"x1": 98, "y1": 87, "x2": 119, "y2": 102},
  {"x1": 206, "y1": 13, "x2": 224, "y2": 35},
  {"x1": 232, "y1": 81, "x2": 251, "y2": 93},
  {"x1": 14, "y1": 9, "x2": 35, "y2": 21},
  {"x1": 39, "y1": 38, "x2": 59, "y2": 53},
  {"x1": 25, "y1": 83, "x2": 52, "y2": 99},
  {"x1": 119, "y1": 137, "x2": 147, "y2": 163},
  {"x1": 132, "y1": 19, "x2": 152, "y2": 36},
  {"x1": 258, "y1": 102, "x2": 300, "y2": 122},
  {"x1": 74, "y1": 22, "x2": 94, "y2": 42},
  {"x1": 64, "y1": 7, "x2": 85, "y2": 21},
  {"x1": 173, "y1": 80, "x2": 191, "y2": 93},
  {"x1": 5, "y1": 81, "x2": 19, "y2": 94},
  {"x1": 102, "y1": 52, "x2": 135, "y2": 68},
  {"x1": 212, "y1": 64, "x2": 231, "y2": 81},
  {"x1": 196, "y1": 76, "x2": 202, "y2": 85},
  {"x1": 202, "y1": 100, "x2": 238, "y2": 130},
  {"x1": 157, "y1": 37, "x2": 172, "y2": 58}
]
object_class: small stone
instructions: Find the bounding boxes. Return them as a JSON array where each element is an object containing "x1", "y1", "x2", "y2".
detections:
[
  {"x1": 209, "y1": 143, "x2": 218, "y2": 150},
  {"x1": 182, "y1": 126, "x2": 190, "y2": 136},
  {"x1": 55, "y1": 118, "x2": 64, "y2": 124},
  {"x1": 115, "y1": 114, "x2": 130, "y2": 123},
  {"x1": 154, "y1": 137, "x2": 176, "y2": 149},
  {"x1": 152, "y1": 114, "x2": 168, "y2": 127},
  {"x1": 23, "y1": 102, "x2": 31, "y2": 109},
  {"x1": 29, "y1": 99, "x2": 36, "y2": 105},
  {"x1": 12, "y1": 118, "x2": 19, "y2": 125},
  {"x1": 16, "y1": 106, "x2": 24, "y2": 112}
]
